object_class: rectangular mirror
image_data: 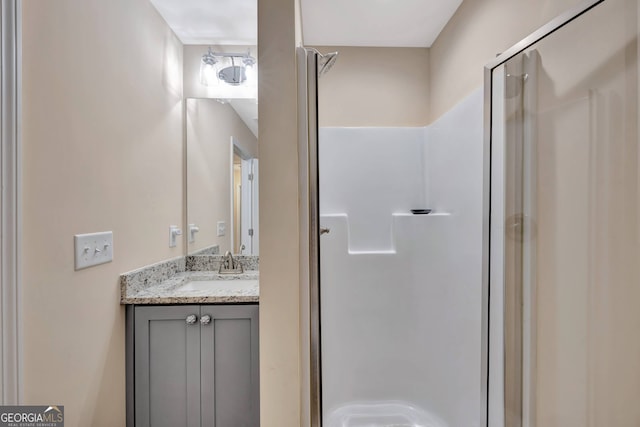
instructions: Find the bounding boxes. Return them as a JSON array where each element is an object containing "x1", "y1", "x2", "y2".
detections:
[
  {"x1": 186, "y1": 97, "x2": 258, "y2": 255},
  {"x1": 149, "y1": 4, "x2": 258, "y2": 256}
]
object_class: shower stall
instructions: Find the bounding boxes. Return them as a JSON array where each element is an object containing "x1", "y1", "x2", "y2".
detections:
[
  {"x1": 298, "y1": 0, "x2": 640, "y2": 425},
  {"x1": 299, "y1": 52, "x2": 485, "y2": 426},
  {"x1": 317, "y1": 112, "x2": 483, "y2": 427}
]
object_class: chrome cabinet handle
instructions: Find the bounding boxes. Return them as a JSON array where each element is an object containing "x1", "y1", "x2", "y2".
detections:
[
  {"x1": 320, "y1": 227, "x2": 330, "y2": 235},
  {"x1": 200, "y1": 315, "x2": 212, "y2": 325},
  {"x1": 186, "y1": 314, "x2": 198, "y2": 325}
]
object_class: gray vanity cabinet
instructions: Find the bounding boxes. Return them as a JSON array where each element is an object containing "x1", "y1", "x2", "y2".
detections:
[
  {"x1": 128, "y1": 304, "x2": 259, "y2": 427},
  {"x1": 200, "y1": 306, "x2": 259, "y2": 427}
]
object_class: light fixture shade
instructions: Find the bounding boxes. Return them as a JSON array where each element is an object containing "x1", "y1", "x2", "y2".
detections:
[
  {"x1": 243, "y1": 55, "x2": 257, "y2": 87},
  {"x1": 244, "y1": 63, "x2": 256, "y2": 87},
  {"x1": 200, "y1": 61, "x2": 218, "y2": 86},
  {"x1": 199, "y1": 48, "x2": 219, "y2": 86}
]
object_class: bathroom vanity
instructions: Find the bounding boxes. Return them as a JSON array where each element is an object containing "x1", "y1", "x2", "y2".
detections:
[{"x1": 121, "y1": 255, "x2": 259, "y2": 427}]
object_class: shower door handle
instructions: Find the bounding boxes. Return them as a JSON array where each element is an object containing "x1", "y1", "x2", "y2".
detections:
[{"x1": 320, "y1": 227, "x2": 330, "y2": 235}]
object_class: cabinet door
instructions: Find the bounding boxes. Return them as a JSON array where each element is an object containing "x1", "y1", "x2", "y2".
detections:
[
  {"x1": 134, "y1": 305, "x2": 201, "y2": 427},
  {"x1": 200, "y1": 305, "x2": 259, "y2": 427}
]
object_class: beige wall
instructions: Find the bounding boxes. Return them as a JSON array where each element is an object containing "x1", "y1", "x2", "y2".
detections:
[
  {"x1": 316, "y1": 46, "x2": 430, "y2": 127},
  {"x1": 20, "y1": 2, "x2": 630, "y2": 427},
  {"x1": 429, "y1": 0, "x2": 582, "y2": 121},
  {"x1": 186, "y1": 98, "x2": 257, "y2": 254},
  {"x1": 21, "y1": 0, "x2": 183, "y2": 426},
  {"x1": 183, "y1": 45, "x2": 258, "y2": 99},
  {"x1": 315, "y1": 0, "x2": 584, "y2": 127},
  {"x1": 258, "y1": 0, "x2": 302, "y2": 426}
]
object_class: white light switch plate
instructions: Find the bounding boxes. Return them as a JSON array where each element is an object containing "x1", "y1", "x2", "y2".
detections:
[
  {"x1": 217, "y1": 221, "x2": 226, "y2": 237},
  {"x1": 74, "y1": 231, "x2": 113, "y2": 270}
]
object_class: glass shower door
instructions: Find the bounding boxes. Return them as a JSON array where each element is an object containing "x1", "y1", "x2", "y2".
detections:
[{"x1": 491, "y1": 0, "x2": 640, "y2": 425}]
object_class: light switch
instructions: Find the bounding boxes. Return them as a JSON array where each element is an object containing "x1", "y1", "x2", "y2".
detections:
[
  {"x1": 217, "y1": 221, "x2": 226, "y2": 237},
  {"x1": 169, "y1": 225, "x2": 182, "y2": 248},
  {"x1": 74, "y1": 231, "x2": 113, "y2": 270}
]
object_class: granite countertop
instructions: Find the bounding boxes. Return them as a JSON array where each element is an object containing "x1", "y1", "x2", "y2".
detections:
[{"x1": 120, "y1": 253, "x2": 259, "y2": 305}]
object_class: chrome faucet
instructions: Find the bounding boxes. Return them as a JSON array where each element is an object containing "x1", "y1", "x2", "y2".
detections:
[{"x1": 219, "y1": 251, "x2": 243, "y2": 274}]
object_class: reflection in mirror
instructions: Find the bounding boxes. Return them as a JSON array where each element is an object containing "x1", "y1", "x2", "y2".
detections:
[
  {"x1": 232, "y1": 140, "x2": 259, "y2": 255},
  {"x1": 186, "y1": 98, "x2": 258, "y2": 255}
]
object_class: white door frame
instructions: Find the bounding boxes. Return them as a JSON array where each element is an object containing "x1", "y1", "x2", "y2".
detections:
[
  {"x1": 240, "y1": 158, "x2": 253, "y2": 253},
  {"x1": 1, "y1": 0, "x2": 22, "y2": 404},
  {"x1": 239, "y1": 158, "x2": 259, "y2": 255},
  {"x1": 231, "y1": 137, "x2": 258, "y2": 255}
]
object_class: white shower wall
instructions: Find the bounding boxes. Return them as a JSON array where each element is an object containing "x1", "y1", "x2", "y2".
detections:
[
  {"x1": 319, "y1": 89, "x2": 484, "y2": 427},
  {"x1": 319, "y1": 127, "x2": 427, "y2": 252}
]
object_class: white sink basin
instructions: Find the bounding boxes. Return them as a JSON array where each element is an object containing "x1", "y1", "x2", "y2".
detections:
[{"x1": 177, "y1": 279, "x2": 258, "y2": 292}]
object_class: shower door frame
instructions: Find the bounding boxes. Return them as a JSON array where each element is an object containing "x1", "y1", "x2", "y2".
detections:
[
  {"x1": 484, "y1": 0, "x2": 605, "y2": 426},
  {"x1": 297, "y1": 46, "x2": 322, "y2": 427},
  {"x1": 0, "y1": 0, "x2": 22, "y2": 405}
]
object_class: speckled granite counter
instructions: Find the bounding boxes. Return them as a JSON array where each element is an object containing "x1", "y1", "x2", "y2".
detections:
[{"x1": 120, "y1": 255, "x2": 259, "y2": 304}]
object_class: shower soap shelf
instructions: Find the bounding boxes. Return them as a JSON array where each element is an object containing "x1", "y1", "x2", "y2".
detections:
[{"x1": 394, "y1": 212, "x2": 451, "y2": 217}]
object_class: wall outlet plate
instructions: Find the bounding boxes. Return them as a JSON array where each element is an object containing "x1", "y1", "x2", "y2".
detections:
[
  {"x1": 74, "y1": 231, "x2": 113, "y2": 270},
  {"x1": 217, "y1": 221, "x2": 226, "y2": 237}
]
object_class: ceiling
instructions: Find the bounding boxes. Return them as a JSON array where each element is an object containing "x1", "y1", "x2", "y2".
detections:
[
  {"x1": 151, "y1": 0, "x2": 462, "y2": 48},
  {"x1": 149, "y1": 0, "x2": 463, "y2": 135},
  {"x1": 301, "y1": 0, "x2": 463, "y2": 47},
  {"x1": 150, "y1": 0, "x2": 257, "y2": 45}
]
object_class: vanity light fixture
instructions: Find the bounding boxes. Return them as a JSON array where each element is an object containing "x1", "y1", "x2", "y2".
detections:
[{"x1": 199, "y1": 47, "x2": 257, "y2": 87}]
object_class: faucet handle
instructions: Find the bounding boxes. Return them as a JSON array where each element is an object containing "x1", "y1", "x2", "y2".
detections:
[{"x1": 218, "y1": 251, "x2": 243, "y2": 273}]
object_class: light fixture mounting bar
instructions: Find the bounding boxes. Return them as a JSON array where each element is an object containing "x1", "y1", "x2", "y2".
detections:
[{"x1": 208, "y1": 51, "x2": 253, "y2": 58}]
